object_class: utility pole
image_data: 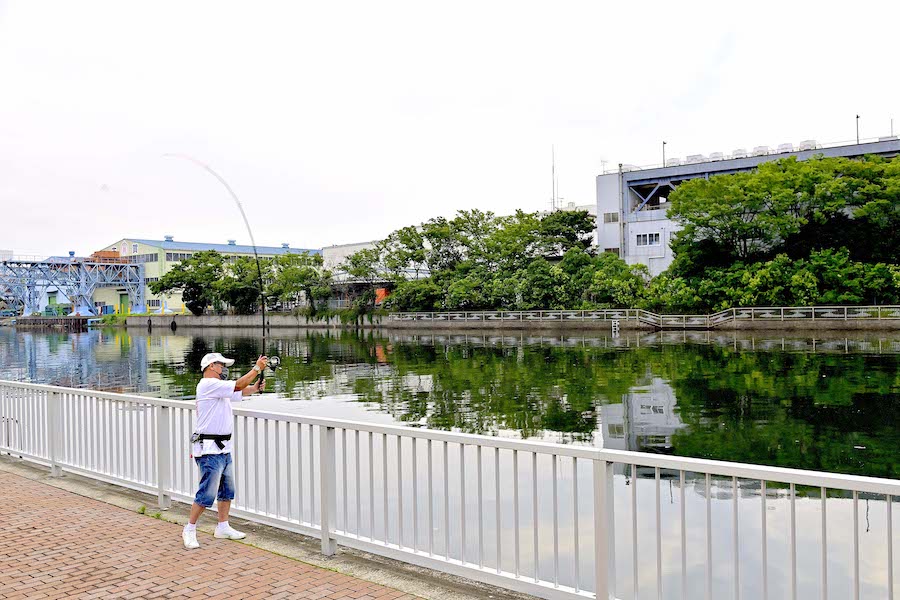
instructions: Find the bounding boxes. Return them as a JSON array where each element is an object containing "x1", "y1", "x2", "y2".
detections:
[
  {"x1": 662, "y1": 141, "x2": 667, "y2": 166},
  {"x1": 856, "y1": 114, "x2": 860, "y2": 144}
]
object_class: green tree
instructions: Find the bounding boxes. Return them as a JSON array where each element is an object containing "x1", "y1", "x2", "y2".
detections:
[
  {"x1": 268, "y1": 252, "x2": 332, "y2": 315},
  {"x1": 586, "y1": 252, "x2": 649, "y2": 307},
  {"x1": 150, "y1": 251, "x2": 225, "y2": 316},
  {"x1": 213, "y1": 256, "x2": 265, "y2": 315},
  {"x1": 538, "y1": 209, "x2": 596, "y2": 257}
]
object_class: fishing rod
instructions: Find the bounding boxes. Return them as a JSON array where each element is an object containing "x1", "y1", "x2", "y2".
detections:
[{"x1": 163, "y1": 153, "x2": 280, "y2": 384}]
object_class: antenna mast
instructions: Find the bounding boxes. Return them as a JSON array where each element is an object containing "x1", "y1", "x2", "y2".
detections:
[{"x1": 551, "y1": 145, "x2": 558, "y2": 211}]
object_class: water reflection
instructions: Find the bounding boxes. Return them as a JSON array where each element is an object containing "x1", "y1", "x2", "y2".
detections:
[{"x1": 1, "y1": 327, "x2": 900, "y2": 477}]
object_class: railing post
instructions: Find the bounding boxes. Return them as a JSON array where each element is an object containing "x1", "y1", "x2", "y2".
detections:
[
  {"x1": 844, "y1": 306, "x2": 848, "y2": 320},
  {"x1": 155, "y1": 406, "x2": 172, "y2": 509},
  {"x1": 48, "y1": 391, "x2": 62, "y2": 477},
  {"x1": 593, "y1": 458, "x2": 615, "y2": 600},
  {"x1": 319, "y1": 425, "x2": 337, "y2": 556}
]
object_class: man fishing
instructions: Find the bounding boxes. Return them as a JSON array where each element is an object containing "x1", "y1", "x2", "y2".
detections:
[{"x1": 182, "y1": 352, "x2": 268, "y2": 550}]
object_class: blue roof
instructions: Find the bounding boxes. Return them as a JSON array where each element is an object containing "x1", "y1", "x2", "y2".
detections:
[{"x1": 130, "y1": 239, "x2": 320, "y2": 256}]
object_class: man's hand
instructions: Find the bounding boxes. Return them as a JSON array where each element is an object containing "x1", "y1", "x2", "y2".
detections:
[
  {"x1": 255, "y1": 356, "x2": 268, "y2": 371},
  {"x1": 258, "y1": 379, "x2": 266, "y2": 392}
]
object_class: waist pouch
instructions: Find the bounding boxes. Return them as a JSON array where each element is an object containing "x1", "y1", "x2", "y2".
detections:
[{"x1": 190, "y1": 432, "x2": 232, "y2": 450}]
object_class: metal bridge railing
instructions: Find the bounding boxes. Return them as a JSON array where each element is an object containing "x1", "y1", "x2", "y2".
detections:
[
  {"x1": 387, "y1": 306, "x2": 900, "y2": 329},
  {"x1": 2, "y1": 380, "x2": 898, "y2": 599}
]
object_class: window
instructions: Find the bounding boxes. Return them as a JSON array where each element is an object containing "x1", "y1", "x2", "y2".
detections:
[
  {"x1": 147, "y1": 299, "x2": 162, "y2": 308},
  {"x1": 603, "y1": 212, "x2": 619, "y2": 223},
  {"x1": 128, "y1": 254, "x2": 158, "y2": 264},
  {"x1": 166, "y1": 252, "x2": 193, "y2": 262},
  {"x1": 132, "y1": 243, "x2": 138, "y2": 254},
  {"x1": 636, "y1": 233, "x2": 661, "y2": 247},
  {"x1": 145, "y1": 277, "x2": 159, "y2": 283},
  {"x1": 604, "y1": 248, "x2": 620, "y2": 256}
]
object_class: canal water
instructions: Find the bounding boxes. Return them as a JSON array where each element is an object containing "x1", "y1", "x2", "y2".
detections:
[{"x1": 1, "y1": 327, "x2": 899, "y2": 598}]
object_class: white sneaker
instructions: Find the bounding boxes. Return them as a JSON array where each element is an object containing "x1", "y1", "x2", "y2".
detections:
[
  {"x1": 182, "y1": 527, "x2": 200, "y2": 549},
  {"x1": 214, "y1": 524, "x2": 246, "y2": 540}
]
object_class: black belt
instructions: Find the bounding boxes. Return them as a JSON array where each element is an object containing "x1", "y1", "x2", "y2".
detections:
[{"x1": 193, "y1": 433, "x2": 232, "y2": 450}]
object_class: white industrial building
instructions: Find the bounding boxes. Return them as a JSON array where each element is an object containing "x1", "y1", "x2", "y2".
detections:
[{"x1": 596, "y1": 137, "x2": 900, "y2": 276}]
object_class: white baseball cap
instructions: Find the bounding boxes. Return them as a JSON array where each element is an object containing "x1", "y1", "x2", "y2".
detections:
[{"x1": 200, "y1": 352, "x2": 235, "y2": 372}]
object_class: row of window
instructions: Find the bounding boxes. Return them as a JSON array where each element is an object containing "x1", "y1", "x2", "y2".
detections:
[
  {"x1": 129, "y1": 253, "x2": 159, "y2": 263},
  {"x1": 145, "y1": 277, "x2": 159, "y2": 283},
  {"x1": 147, "y1": 299, "x2": 162, "y2": 308},
  {"x1": 636, "y1": 233, "x2": 661, "y2": 247},
  {"x1": 166, "y1": 252, "x2": 194, "y2": 262}
]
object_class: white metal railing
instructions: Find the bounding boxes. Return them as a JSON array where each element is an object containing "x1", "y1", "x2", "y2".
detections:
[
  {"x1": 387, "y1": 306, "x2": 900, "y2": 330},
  {"x1": 1, "y1": 379, "x2": 898, "y2": 599}
]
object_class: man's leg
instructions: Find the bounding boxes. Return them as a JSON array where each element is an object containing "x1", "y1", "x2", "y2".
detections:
[
  {"x1": 188, "y1": 502, "x2": 206, "y2": 525},
  {"x1": 217, "y1": 500, "x2": 231, "y2": 523},
  {"x1": 183, "y1": 455, "x2": 222, "y2": 548},
  {"x1": 214, "y1": 454, "x2": 245, "y2": 540}
]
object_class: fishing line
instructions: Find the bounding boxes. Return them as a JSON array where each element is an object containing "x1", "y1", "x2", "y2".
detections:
[{"x1": 163, "y1": 153, "x2": 279, "y2": 383}]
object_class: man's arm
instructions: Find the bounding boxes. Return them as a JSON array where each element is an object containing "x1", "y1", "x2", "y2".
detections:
[
  {"x1": 241, "y1": 380, "x2": 266, "y2": 396},
  {"x1": 234, "y1": 356, "x2": 268, "y2": 391}
]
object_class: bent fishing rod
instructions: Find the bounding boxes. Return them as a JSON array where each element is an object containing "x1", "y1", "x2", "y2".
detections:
[{"x1": 163, "y1": 153, "x2": 281, "y2": 382}]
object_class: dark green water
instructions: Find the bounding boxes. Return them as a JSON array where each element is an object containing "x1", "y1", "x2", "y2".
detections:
[{"x1": 1, "y1": 327, "x2": 899, "y2": 478}]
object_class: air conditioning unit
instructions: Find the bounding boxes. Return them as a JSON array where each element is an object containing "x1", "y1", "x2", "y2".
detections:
[
  {"x1": 685, "y1": 154, "x2": 706, "y2": 164},
  {"x1": 798, "y1": 139, "x2": 818, "y2": 151},
  {"x1": 752, "y1": 145, "x2": 771, "y2": 157},
  {"x1": 621, "y1": 164, "x2": 640, "y2": 172},
  {"x1": 666, "y1": 158, "x2": 682, "y2": 167},
  {"x1": 709, "y1": 151, "x2": 725, "y2": 161},
  {"x1": 777, "y1": 143, "x2": 794, "y2": 153},
  {"x1": 732, "y1": 148, "x2": 748, "y2": 159}
]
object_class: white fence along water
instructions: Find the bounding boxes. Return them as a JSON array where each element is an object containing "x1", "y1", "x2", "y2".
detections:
[
  {"x1": 1, "y1": 380, "x2": 898, "y2": 600},
  {"x1": 387, "y1": 306, "x2": 900, "y2": 329}
]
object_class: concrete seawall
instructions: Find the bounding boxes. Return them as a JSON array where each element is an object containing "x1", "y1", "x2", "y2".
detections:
[
  {"x1": 126, "y1": 314, "x2": 900, "y2": 332},
  {"x1": 126, "y1": 314, "x2": 385, "y2": 330}
]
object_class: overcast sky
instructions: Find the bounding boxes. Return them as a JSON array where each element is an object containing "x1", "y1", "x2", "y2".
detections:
[{"x1": 1, "y1": 1, "x2": 898, "y2": 256}]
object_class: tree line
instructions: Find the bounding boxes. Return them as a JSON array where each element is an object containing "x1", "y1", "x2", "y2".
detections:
[
  {"x1": 149, "y1": 252, "x2": 332, "y2": 316},
  {"x1": 349, "y1": 154, "x2": 900, "y2": 312},
  {"x1": 153, "y1": 154, "x2": 900, "y2": 315}
]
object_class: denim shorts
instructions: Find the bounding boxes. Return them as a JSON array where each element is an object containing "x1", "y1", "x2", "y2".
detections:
[{"x1": 193, "y1": 452, "x2": 235, "y2": 508}]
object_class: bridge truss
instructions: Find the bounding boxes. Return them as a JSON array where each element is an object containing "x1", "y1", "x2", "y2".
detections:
[{"x1": 0, "y1": 257, "x2": 145, "y2": 316}]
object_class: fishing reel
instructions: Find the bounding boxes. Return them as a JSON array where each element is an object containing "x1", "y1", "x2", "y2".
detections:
[{"x1": 258, "y1": 356, "x2": 280, "y2": 387}]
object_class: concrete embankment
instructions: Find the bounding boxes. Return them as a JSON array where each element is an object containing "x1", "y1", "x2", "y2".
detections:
[
  {"x1": 125, "y1": 313, "x2": 900, "y2": 332},
  {"x1": 126, "y1": 313, "x2": 386, "y2": 330}
]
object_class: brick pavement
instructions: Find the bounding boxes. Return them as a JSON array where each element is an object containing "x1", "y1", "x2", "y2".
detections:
[{"x1": 0, "y1": 472, "x2": 418, "y2": 599}]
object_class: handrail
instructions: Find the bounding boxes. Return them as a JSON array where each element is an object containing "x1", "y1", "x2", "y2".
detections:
[
  {"x1": 387, "y1": 305, "x2": 900, "y2": 328},
  {"x1": 2, "y1": 379, "x2": 896, "y2": 599},
  {"x1": 2, "y1": 379, "x2": 896, "y2": 494}
]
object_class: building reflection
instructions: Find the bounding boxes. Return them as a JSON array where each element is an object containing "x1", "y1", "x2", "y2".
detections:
[
  {"x1": 600, "y1": 377, "x2": 684, "y2": 452},
  {"x1": 0, "y1": 329, "x2": 153, "y2": 393}
]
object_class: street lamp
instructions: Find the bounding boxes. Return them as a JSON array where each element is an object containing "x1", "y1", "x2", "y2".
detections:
[
  {"x1": 662, "y1": 141, "x2": 667, "y2": 166},
  {"x1": 856, "y1": 115, "x2": 860, "y2": 144}
]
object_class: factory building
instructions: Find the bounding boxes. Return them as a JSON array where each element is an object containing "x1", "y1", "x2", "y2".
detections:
[
  {"x1": 91, "y1": 236, "x2": 319, "y2": 314},
  {"x1": 596, "y1": 137, "x2": 900, "y2": 276}
]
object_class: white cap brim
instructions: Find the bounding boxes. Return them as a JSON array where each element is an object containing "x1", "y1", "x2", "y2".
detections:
[{"x1": 200, "y1": 352, "x2": 236, "y2": 371}]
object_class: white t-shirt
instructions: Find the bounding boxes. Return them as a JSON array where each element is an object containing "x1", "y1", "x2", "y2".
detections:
[{"x1": 192, "y1": 378, "x2": 243, "y2": 456}]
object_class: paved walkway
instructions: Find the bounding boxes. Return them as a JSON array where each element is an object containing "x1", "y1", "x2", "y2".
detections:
[{"x1": 0, "y1": 472, "x2": 417, "y2": 599}]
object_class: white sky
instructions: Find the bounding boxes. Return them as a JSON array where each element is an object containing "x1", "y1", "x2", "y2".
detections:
[{"x1": 1, "y1": 1, "x2": 898, "y2": 256}]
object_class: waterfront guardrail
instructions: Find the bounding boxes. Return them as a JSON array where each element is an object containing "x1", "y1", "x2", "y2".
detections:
[
  {"x1": 387, "y1": 306, "x2": 900, "y2": 329},
  {"x1": 1, "y1": 380, "x2": 898, "y2": 599}
]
